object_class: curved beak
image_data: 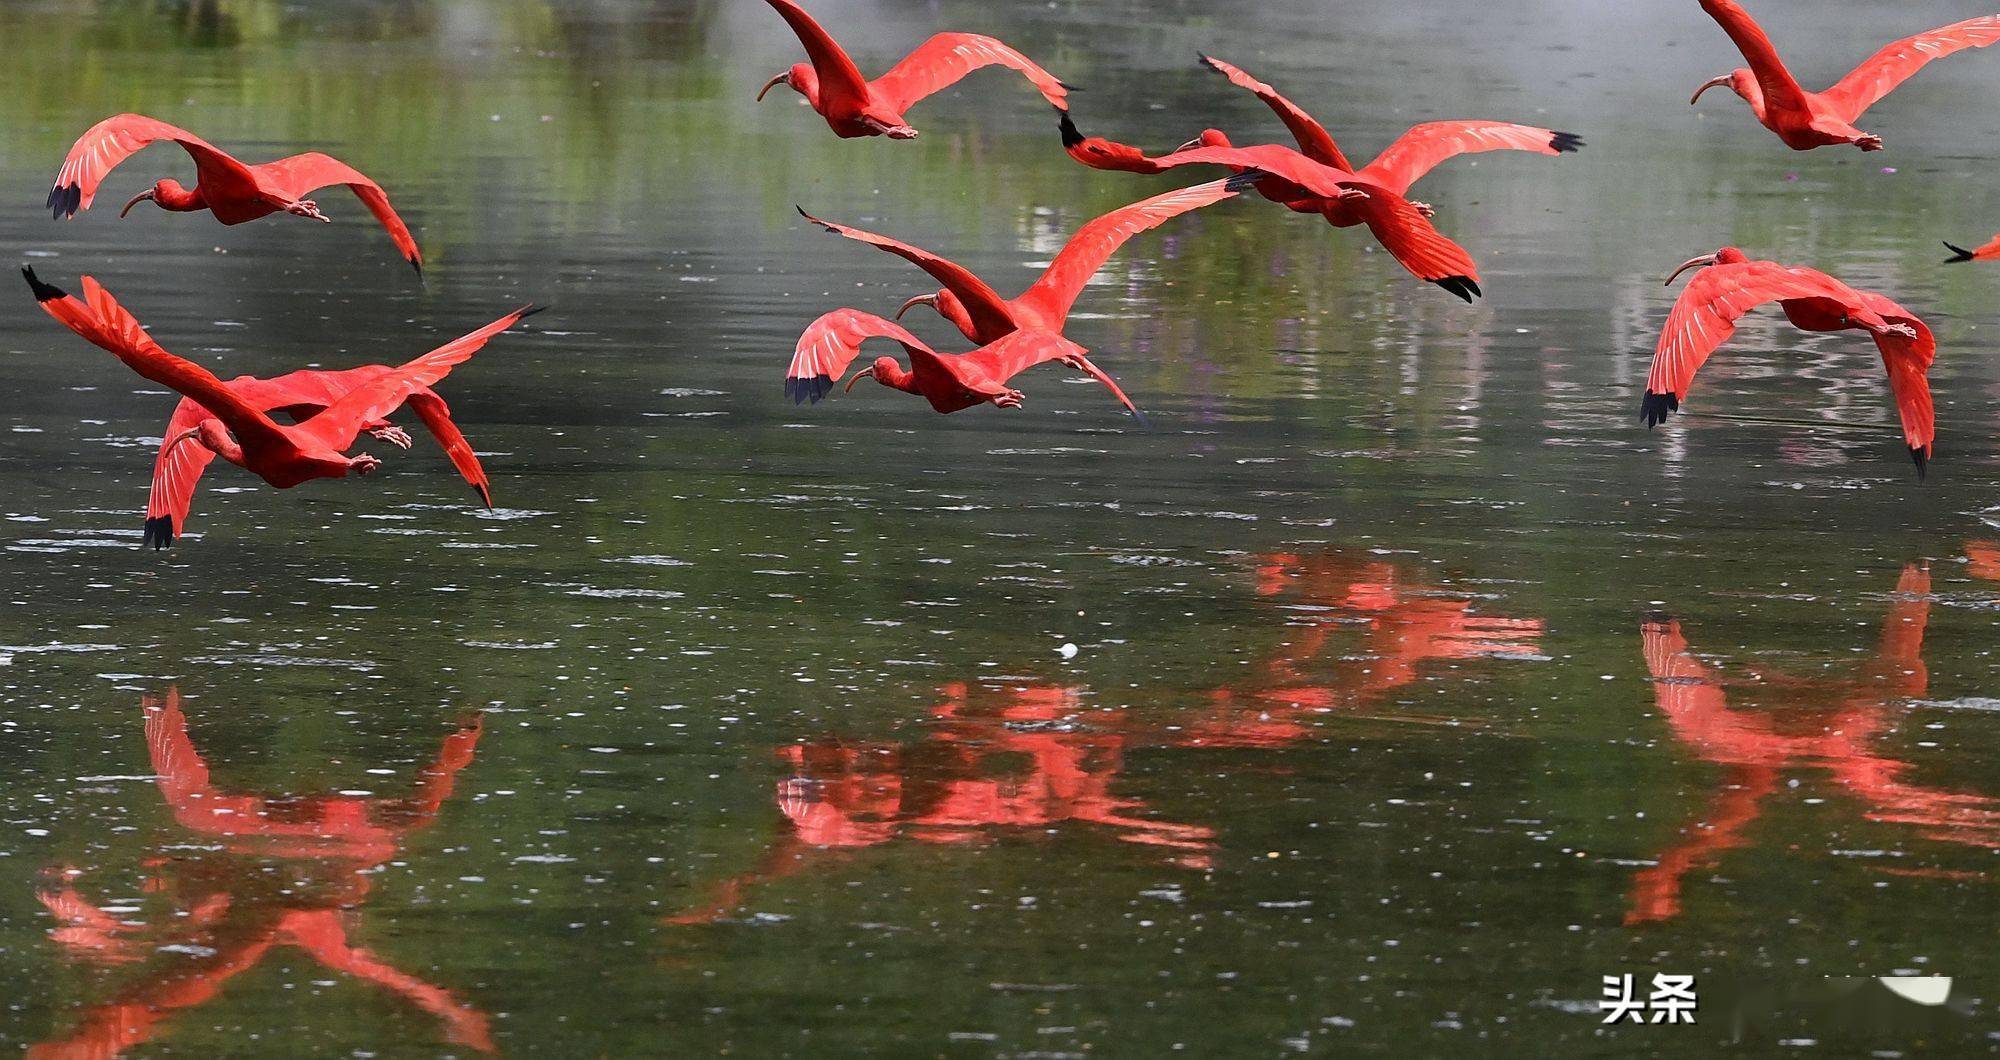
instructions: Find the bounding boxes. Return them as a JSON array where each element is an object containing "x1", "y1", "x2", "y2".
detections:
[
  {"x1": 163, "y1": 428, "x2": 201, "y2": 456},
  {"x1": 1174, "y1": 135, "x2": 1206, "y2": 152},
  {"x1": 844, "y1": 366, "x2": 877, "y2": 393},
  {"x1": 895, "y1": 294, "x2": 937, "y2": 320},
  {"x1": 1664, "y1": 254, "x2": 1718, "y2": 287},
  {"x1": 756, "y1": 74, "x2": 788, "y2": 102},
  {"x1": 1690, "y1": 75, "x2": 1732, "y2": 105},
  {"x1": 119, "y1": 190, "x2": 155, "y2": 218}
]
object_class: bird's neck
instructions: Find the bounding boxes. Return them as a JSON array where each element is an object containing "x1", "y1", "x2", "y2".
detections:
[
  {"x1": 875, "y1": 364, "x2": 917, "y2": 393},
  {"x1": 157, "y1": 183, "x2": 207, "y2": 212},
  {"x1": 198, "y1": 419, "x2": 247, "y2": 467}
]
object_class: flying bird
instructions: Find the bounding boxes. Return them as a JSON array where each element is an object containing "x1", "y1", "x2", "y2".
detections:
[
  {"x1": 1945, "y1": 235, "x2": 2000, "y2": 263},
  {"x1": 1642, "y1": 248, "x2": 1936, "y2": 477},
  {"x1": 796, "y1": 173, "x2": 1252, "y2": 347},
  {"x1": 1061, "y1": 56, "x2": 1583, "y2": 301},
  {"x1": 784, "y1": 308, "x2": 1140, "y2": 418},
  {"x1": 47, "y1": 114, "x2": 424, "y2": 277},
  {"x1": 24, "y1": 268, "x2": 534, "y2": 543},
  {"x1": 1690, "y1": 1, "x2": 2000, "y2": 151},
  {"x1": 144, "y1": 367, "x2": 495, "y2": 549},
  {"x1": 755, "y1": 0, "x2": 1070, "y2": 139}
]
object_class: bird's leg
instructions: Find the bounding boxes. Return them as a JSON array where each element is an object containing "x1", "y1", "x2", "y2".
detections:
[
  {"x1": 348, "y1": 453, "x2": 383, "y2": 476},
  {"x1": 1854, "y1": 133, "x2": 1884, "y2": 152},
  {"x1": 1873, "y1": 322, "x2": 1919, "y2": 341},
  {"x1": 284, "y1": 199, "x2": 332, "y2": 223},
  {"x1": 1411, "y1": 201, "x2": 1436, "y2": 218},
  {"x1": 992, "y1": 389, "x2": 1026, "y2": 410},
  {"x1": 1337, "y1": 187, "x2": 1370, "y2": 203},
  {"x1": 366, "y1": 424, "x2": 413, "y2": 450}
]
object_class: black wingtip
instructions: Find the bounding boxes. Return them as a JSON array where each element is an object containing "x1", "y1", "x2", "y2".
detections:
[
  {"x1": 1057, "y1": 110, "x2": 1084, "y2": 148},
  {"x1": 1128, "y1": 407, "x2": 1151, "y2": 430},
  {"x1": 1058, "y1": 81, "x2": 1081, "y2": 93},
  {"x1": 1943, "y1": 241, "x2": 1976, "y2": 264},
  {"x1": 1434, "y1": 275, "x2": 1480, "y2": 303},
  {"x1": 47, "y1": 183, "x2": 81, "y2": 219},
  {"x1": 1640, "y1": 390, "x2": 1680, "y2": 429},
  {"x1": 1911, "y1": 445, "x2": 1929, "y2": 481},
  {"x1": 22, "y1": 266, "x2": 65, "y2": 302},
  {"x1": 1223, "y1": 169, "x2": 1268, "y2": 194},
  {"x1": 409, "y1": 256, "x2": 426, "y2": 286},
  {"x1": 785, "y1": 374, "x2": 834, "y2": 406},
  {"x1": 1551, "y1": 131, "x2": 1585, "y2": 153},
  {"x1": 518, "y1": 304, "x2": 548, "y2": 320},
  {"x1": 1196, "y1": 53, "x2": 1222, "y2": 72},
  {"x1": 143, "y1": 515, "x2": 177, "y2": 550}
]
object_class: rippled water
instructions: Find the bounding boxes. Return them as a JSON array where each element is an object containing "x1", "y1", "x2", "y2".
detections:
[{"x1": 1, "y1": 0, "x2": 1997, "y2": 1053}]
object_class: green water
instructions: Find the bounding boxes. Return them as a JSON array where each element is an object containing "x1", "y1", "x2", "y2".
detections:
[{"x1": 0, "y1": 0, "x2": 1996, "y2": 1054}]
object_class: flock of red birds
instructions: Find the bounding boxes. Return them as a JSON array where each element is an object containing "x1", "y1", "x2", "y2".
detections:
[{"x1": 19, "y1": 0, "x2": 2000, "y2": 548}]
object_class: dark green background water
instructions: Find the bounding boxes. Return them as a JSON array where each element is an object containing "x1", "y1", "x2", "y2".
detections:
[{"x1": 0, "y1": 0, "x2": 1996, "y2": 1054}]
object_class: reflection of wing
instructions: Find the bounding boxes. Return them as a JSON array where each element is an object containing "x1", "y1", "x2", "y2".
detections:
[
  {"x1": 784, "y1": 308, "x2": 932, "y2": 404},
  {"x1": 870, "y1": 33, "x2": 1070, "y2": 113},
  {"x1": 1822, "y1": 16, "x2": 2000, "y2": 122}
]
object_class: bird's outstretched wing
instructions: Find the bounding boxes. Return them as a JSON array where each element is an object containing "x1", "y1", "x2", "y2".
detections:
[
  {"x1": 761, "y1": 0, "x2": 870, "y2": 110},
  {"x1": 1151, "y1": 143, "x2": 1354, "y2": 198},
  {"x1": 1944, "y1": 234, "x2": 2000, "y2": 263},
  {"x1": 784, "y1": 308, "x2": 933, "y2": 404},
  {"x1": 405, "y1": 392, "x2": 492, "y2": 507},
  {"x1": 256, "y1": 152, "x2": 424, "y2": 276},
  {"x1": 1641, "y1": 261, "x2": 1855, "y2": 424},
  {"x1": 869, "y1": 33, "x2": 1070, "y2": 114},
  {"x1": 1358, "y1": 122, "x2": 1583, "y2": 194},
  {"x1": 1015, "y1": 175, "x2": 1248, "y2": 326},
  {"x1": 46, "y1": 114, "x2": 256, "y2": 218},
  {"x1": 1347, "y1": 191, "x2": 1483, "y2": 301},
  {"x1": 1822, "y1": 15, "x2": 2000, "y2": 122},
  {"x1": 24, "y1": 269, "x2": 289, "y2": 453},
  {"x1": 1697, "y1": 0, "x2": 1813, "y2": 114},
  {"x1": 299, "y1": 306, "x2": 537, "y2": 451},
  {"x1": 1855, "y1": 292, "x2": 1937, "y2": 475},
  {"x1": 795, "y1": 207, "x2": 1018, "y2": 335},
  {"x1": 1197, "y1": 55, "x2": 1352, "y2": 170},
  {"x1": 960, "y1": 330, "x2": 1143, "y2": 419}
]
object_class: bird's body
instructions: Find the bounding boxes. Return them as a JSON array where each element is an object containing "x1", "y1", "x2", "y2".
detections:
[
  {"x1": 25, "y1": 268, "x2": 533, "y2": 544},
  {"x1": 1061, "y1": 56, "x2": 1581, "y2": 301},
  {"x1": 1641, "y1": 248, "x2": 1936, "y2": 477},
  {"x1": 785, "y1": 308, "x2": 1140, "y2": 418},
  {"x1": 797, "y1": 174, "x2": 1252, "y2": 347},
  {"x1": 48, "y1": 114, "x2": 424, "y2": 276},
  {"x1": 1691, "y1": 1, "x2": 2000, "y2": 152},
  {"x1": 755, "y1": 0, "x2": 1069, "y2": 139}
]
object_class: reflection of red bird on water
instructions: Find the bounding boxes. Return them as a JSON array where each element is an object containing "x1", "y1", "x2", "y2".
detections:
[
  {"x1": 1631, "y1": 568, "x2": 2000, "y2": 925},
  {"x1": 1965, "y1": 541, "x2": 2000, "y2": 582},
  {"x1": 32, "y1": 690, "x2": 493, "y2": 1057}
]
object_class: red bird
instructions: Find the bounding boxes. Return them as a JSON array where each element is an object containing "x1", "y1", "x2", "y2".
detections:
[
  {"x1": 1945, "y1": 235, "x2": 2000, "y2": 263},
  {"x1": 48, "y1": 114, "x2": 424, "y2": 277},
  {"x1": 24, "y1": 268, "x2": 534, "y2": 541},
  {"x1": 1691, "y1": 1, "x2": 2000, "y2": 152},
  {"x1": 1062, "y1": 57, "x2": 1583, "y2": 301},
  {"x1": 1642, "y1": 248, "x2": 1936, "y2": 477},
  {"x1": 755, "y1": 0, "x2": 1069, "y2": 139},
  {"x1": 145, "y1": 367, "x2": 495, "y2": 549},
  {"x1": 785, "y1": 308, "x2": 1140, "y2": 418},
  {"x1": 797, "y1": 174, "x2": 1252, "y2": 346}
]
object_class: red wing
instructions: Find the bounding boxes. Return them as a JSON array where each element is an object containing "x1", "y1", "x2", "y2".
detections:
[
  {"x1": 24, "y1": 269, "x2": 289, "y2": 452},
  {"x1": 761, "y1": 0, "x2": 869, "y2": 109},
  {"x1": 1152, "y1": 143, "x2": 1352, "y2": 198},
  {"x1": 300, "y1": 306, "x2": 536, "y2": 451},
  {"x1": 870, "y1": 33, "x2": 1070, "y2": 114},
  {"x1": 406, "y1": 392, "x2": 493, "y2": 507},
  {"x1": 960, "y1": 330, "x2": 1142, "y2": 418},
  {"x1": 47, "y1": 114, "x2": 251, "y2": 218},
  {"x1": 796, "y1": 208, "x2": 1016, "y2": 336},
  {"x1": 1197, "y1": 55, "x2": 1352, "y2": 170},
  {"x1": 1859, "y1": 295, "x2": 1937, "y2": 469},
  {"x1": 1643, "y1": 261, "x2": 1853, "y2": 420},
  {"x1": 1015, "y1": 176, "x2": 1243, "y2": 326},
  {"x1": 785, "y1": 308, "x2": 933, "y2": 403},
  {"x1": 1697, "y1": 0, "x2": 1813, "y2": 114},
  {"x1": 1358, "y1": 122, "x2": 1583, "y2": 194},
  {"x1": 1350, "y1": 191, "x2": 1482, "y2": 296},
  {"x1": 147, "y1": 398, "x2": 220, "y2": 549},
  {"x1": 1822, "y1": 15, "x2": 2000, "y2": 122},
  {"x1": 256, "y1": 152, "x2": 423, "y2": 274}
]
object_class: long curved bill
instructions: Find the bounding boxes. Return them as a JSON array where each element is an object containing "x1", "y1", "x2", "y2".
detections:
[
  {"x1": 895, "y1": 294, "x2": 937, "y2": 320},
  {"x1": 1690, "y1": 75, "x2": 1732, "y2": 105},
  {"x1": 844, "y1": 366, "x2": 876, "y2": 393},
  {"x1": 119, "y1": 190, "x2": 155, "y2": 218},
  {"x1": 756, "y1": 74, "x2": 788, "y2": 102},
  {"x1": 1664, "y1": 255, "x2": 1718, "y2": 287}
]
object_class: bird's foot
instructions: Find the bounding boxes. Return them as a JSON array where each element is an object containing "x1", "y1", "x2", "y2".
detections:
[
  {"x1": 1856, "y1": 134, "x2": 1884, "y2": 152},
  {"x1": 349, "y1": 453, "x2": 383, "y2": 476},
  {"x1": 1412, "y1": 200, "x2": 1436, "y2": 218},
  {"x1": 286, "y1": 199, "x2": 332, "y2": 223},
  {"x1": 1338, "y1": 187, "x2": 1370, "y2": 203},
  {"x1": 994, "y1": 390, "x2": 1026, "y2": 410},
  {"x1": 1878, "y1": 322, "x2": 1919, "y2": 341},
  {"x1": 367, "y1": 424, "x2": 413, "y2": 450}
]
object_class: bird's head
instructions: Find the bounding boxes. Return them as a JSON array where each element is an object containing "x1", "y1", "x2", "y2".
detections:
[
  {"x1": 121, "y1": 179, "x2": 190, "y2": 217},
  {"x1": 1178, "y1": 128, "x2": 1233, "y2": 152},
  {"x1": 897, "y1": 288, "x2": 974, "y2": 338},
  {"x1": 1691, "y1": 69, "x2": 1756, "y2": 107},
  {"x1": 846, "y1": 355, "x2": 906, "y2": 393},
  {"x1": 1664, "y1": 247, "x2": 1748, "y2": 286},
  {"x1": 1059, "y1": 111, "x2": 1158, "y2": 173},
  {"x1": 758, "y1": 63, "x2": 814, "y2": 104}
]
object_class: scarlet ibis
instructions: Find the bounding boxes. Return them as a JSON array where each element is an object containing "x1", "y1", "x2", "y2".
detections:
[
  {"x1": 797, "y1": 173, "x2": 1252, "y2": 344},
  {"x1": 1641, "y1": 248, "x2": 1936, "y2": 477},
  {"x1": 784, "y1": 308, "x2": 1140, "y2": 418},
  {"x1": 1061, "y1": 57, "x2": 1583, "y2": 302},
  {"x1": 48, "y1": 113, "x2": 425, "y2": 277},
  {"x1": 755, "y1": 0, "x2": 1069, "y2": 139},
  {"x1": 24, "y1": 268, "x2": 534, "y2": 541},
  {"x1": 146, "y1": 367, "x2": 494, "y2": 549},
  {"x1": 1690, "y1": 1, "x2": 2000, "y2": 152},
  {"x1": 1945, "y1": 235, "x2": 2000, "y2": 263}
]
